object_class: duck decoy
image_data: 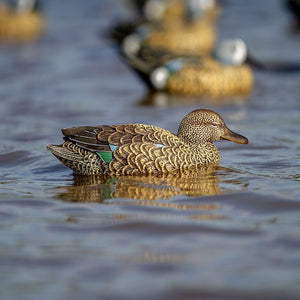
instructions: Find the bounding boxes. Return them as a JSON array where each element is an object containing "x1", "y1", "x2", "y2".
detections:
[
  {"x1": 0, "y1": 0, "x2": 44, "y2": 42},
  {"x1": 47, "y1": 109, "x2": 248, "y2": 176},
  {"x1": 122, "y1": 39, "x2": 253, "y2": 98}
]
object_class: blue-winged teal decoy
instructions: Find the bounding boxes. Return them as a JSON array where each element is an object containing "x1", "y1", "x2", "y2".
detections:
[
  {"x1": 122, "y1": 39, "x2": 253, "y2": 98},
  {"x1": 47, "y1": 109, "x2": 248, "y2": 176},
  {"x1": 0, "y1": 0, "x2": 43, "y2": 42}
]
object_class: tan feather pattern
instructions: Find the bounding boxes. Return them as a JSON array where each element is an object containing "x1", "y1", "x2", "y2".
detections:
[
  {"x1": 166, "y1": 59, "x2": 253, "y2": 97},
  {"x1": 47, "y1": 142, "x2": 107, "y2": 175},
  {"x1": 47, "y1": 109, "x2": 248, "y2": 176},
  {"x1": 95, "y1": 124, "x2": 181, "y2": 147},
  {"x1": 146, "y1": 20, "x2": 216, "y2": 56},
  {"x1": 107, "y1": 142, "x2": 219, "y2": 176}
]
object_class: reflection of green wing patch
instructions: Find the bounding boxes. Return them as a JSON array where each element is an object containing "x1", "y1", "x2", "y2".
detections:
[{"x1": 97, "y1": 151, "x2": 113, "y2": 163}]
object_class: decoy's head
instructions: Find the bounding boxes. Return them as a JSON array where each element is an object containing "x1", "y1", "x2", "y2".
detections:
[
  {"x1": 214, "y1": 38, "x2": 248, "y2": 66},
  {"x1": 177, "y1": 109, "x2": 248, "y2": 145}
]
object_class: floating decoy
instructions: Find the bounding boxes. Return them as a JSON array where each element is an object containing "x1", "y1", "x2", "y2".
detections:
[
  {"x1": 47, "y1": 109, "x2": 248, "y2": 176},
  {"x1": 122, "y1": 39, "x2": 253, "y2": 98},
  {"x1": 0, "y1": 0, "x2": 43, "y2": 42}
]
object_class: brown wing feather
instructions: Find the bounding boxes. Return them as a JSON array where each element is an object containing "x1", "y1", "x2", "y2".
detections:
[
  {"x1": 62, "y1": 126, "x2": 110, "y2": 152},
  {"x1": 62, "y1": 123, "x2": 182, "y2": 154},
  {"x1": 127, "y1": 124, "x2": 182, "y2": 146}
]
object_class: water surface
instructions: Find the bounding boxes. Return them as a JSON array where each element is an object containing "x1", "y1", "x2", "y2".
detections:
[{"x1": 0, "y1": 0, "x2": 300, "y2": 299}]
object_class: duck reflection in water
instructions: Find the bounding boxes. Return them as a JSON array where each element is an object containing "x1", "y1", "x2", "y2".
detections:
[{"x1": 53, "y1": 165, "x2": 248, "y2": 205}]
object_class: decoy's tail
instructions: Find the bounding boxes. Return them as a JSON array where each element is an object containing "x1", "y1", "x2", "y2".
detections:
[
  {"x1": 247, "y1": 54, "x2": 300, "y2": 73},
  {"x1": 47, "y1": 144, "x2": 84, "y2": 164},
  {"x1": 47, "y1": 144, "x2": 103, "y2": 175}
]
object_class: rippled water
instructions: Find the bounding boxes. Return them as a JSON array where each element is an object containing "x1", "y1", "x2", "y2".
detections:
[{"x1": 1, "y1": 0, "x2": 300, "y2": 299}]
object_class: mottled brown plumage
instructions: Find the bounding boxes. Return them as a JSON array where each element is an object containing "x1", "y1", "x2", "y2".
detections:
[
  {"x1": 115, "y1": 0, "x2": 218, "y2": 55},
  {"x1": 47, "y1": 109, "x2": 248, "y2": 176},
  {"x1": 145, "y1": 19, "x2": 216, "y2": 56},
  {"x1": 165, "y1": 59, "x2": 253, "y2": 97}
]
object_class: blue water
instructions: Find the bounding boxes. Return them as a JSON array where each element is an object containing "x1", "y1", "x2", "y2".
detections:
[{"x1": 0, "y1": 0, "x2": 300, "y2": 299}]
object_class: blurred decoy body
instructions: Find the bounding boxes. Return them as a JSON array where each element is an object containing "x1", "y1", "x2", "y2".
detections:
[
  {"x1": 111, "y1": 19, "x2": 216, "y2": 57},
  {"x1": 47, "y1": 109, "x2": 248, "y2": 176},
  {"x1": 144, "y1": 19, "x2": 216, "y2": 55},
  {"x1": 133, "y1": 0, "x2": 219, "y2": 24},
  {"x1": 122, "y1": 39, "x2": 253, "y2": 98},
  {"x1": 0, "y1": 0, "x2": 43, "y2": 42},
  {"x1": 156, "y1": 57, "x2": 253, "y2": 97},
  {"x1": 110, "y1": 0, "x2": 218, "y2": 57}
]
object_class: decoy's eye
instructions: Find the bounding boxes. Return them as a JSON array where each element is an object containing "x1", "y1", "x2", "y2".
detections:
[{"x1": 212, "y1": 122, "x2": 218, "y2": 127}]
